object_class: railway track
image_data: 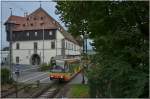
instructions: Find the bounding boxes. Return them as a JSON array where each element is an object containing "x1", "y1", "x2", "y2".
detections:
[
  {"x1": 1, "y1": 84, "x2": 28, "y2": 98},
  {"x1": 1, "y1": 72, "x2": 49, "y2": 98},
  {"x1": 36, "y1": 71, "x2": 81, "y2": 98},
  {"x1": 1, "y1": 70, "x2": 82, "y2": 98},
  {"x1": 37, "y1": 84, "x2": 60, "y2": 98},
  {"x1": 36, "y1": 81, "x2": 70, "y2": 98}
]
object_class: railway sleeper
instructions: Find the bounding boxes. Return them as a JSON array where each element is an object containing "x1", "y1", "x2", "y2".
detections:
[{"x1": 39, "y1": 88, "x2": 58, "y2": 98}]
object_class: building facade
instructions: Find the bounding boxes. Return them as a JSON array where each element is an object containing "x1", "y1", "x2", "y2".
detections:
[
  {"x1": 1, "y1": 47, "x2": 10, "y2": 65},
  {"x1": 5, "y1": 7, "x2": 81, "y2": 65}
]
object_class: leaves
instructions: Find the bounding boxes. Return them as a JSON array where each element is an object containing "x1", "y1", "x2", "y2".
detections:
[{"x1": 55, "y1": 1, "x2": 149, "y2": 98}]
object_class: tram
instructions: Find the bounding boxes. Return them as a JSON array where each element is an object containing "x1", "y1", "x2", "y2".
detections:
[{"x1": 49, "y1": 59, "x2": 81, "y2": 81}]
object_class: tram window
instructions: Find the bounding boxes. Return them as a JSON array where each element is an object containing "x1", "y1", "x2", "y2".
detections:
[{"x1": 64, "y1": 63, "x2": 69, "y2": 72}]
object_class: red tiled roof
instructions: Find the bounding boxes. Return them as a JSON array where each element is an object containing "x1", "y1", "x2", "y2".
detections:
[
  {"x1": 5, "y1": 7, "x2": 81, "y2": 45},
  {"x1": 5, "y1": 15, "x2": 26, "y2": 24}
]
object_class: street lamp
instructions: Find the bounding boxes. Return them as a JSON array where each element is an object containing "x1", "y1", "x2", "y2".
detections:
[
  {"x1": 82, "y1": 32, "x2": 85, "y2": 84},
  {"x1": 85, "y1": 33, "x2": 88, "y2": 69},
  {"x1": 81, "y1": 31, "x2": 89, "y2": 84}
]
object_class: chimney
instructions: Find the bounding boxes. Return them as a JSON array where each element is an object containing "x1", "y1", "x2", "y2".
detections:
[{"x1": 24, "y1": 12, "x2": 28, "y2": 17}]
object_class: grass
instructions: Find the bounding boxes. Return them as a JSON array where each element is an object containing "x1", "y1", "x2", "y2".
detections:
[{"x1": 69, "y1": 84, "x2": 89, "y2": 98}]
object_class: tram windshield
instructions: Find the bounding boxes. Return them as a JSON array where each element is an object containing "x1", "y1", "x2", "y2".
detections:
[
  {"x1": 51, "y1": 59, "x2": 80, "y2": 73},
  {"x1": 51, "y1": 60, "x2": 65, "y2": 72}
]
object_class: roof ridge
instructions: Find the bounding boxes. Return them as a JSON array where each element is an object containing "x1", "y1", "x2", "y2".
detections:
[
  {"x1": 10, "y1": 15, "x2": 25, "y2": 18},
  {"x1": 5, "y1": 7, "x2": 80, "y2": 46}
]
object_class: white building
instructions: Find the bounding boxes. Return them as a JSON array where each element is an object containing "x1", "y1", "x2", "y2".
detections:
[
  {"x1": 1, "y1": 47, "x2": 9, "y2": 65},
  {"x1": 4, "y1": 7, "x2": 82, "y2": 65}
]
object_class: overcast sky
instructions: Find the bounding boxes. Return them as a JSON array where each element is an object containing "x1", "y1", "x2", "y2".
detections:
[{"x1": 1, "y1": 1, "x2": 92, "y2": 50}]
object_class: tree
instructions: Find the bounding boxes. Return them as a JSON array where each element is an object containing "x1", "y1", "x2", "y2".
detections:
[
  {"x1": 1, "y1": 68, "x2": 13, "y2": 84},
  {"x1": 55, "y1": 1, "x2": 149, "y2": 98}
]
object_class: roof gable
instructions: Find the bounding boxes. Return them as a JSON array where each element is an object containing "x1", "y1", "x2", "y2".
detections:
[{"x1": 4, "y1": 7, "x2": 80, "y2": 46}]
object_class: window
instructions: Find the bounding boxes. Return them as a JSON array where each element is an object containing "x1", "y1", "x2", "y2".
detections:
[
  {"x1": 34, "y1": 17, "x2": 36, "y2": 20},
  {"x1": 59, "y1": 27, "x2": 61, "y2": 30},
  {"x1": 40, "y1": 23, "x2": 43, "y2": 26},
  {"x1": 16, "y1": 43, "x2": 20, "y2": 49},
  {"x1": 27, "y1": 18, "x2": 29, "y2": 20},
  {"x1": 41, "y1": 17, "x2": 43, "y2": 20},
  {"x1": 23, "y1": 24, "x2": 25, "y2": 27},
  {"x1": 60, "y1": 29, "x2": 63, "y2": 32},
  {"x1": 35, "y1": 32, "x2": 37, "y2": 36},
  {"x1": 65, "y1": 42, "x2": 67, "y2": 49},
  {"x1": 53, "y1": 21, "x2": 55, "y2": 24},
  {"x1": 27, "y1": 32, "x2": 29, "y2": 36},
  {"x1": 49, "y1": 31, "x2": 52, "y2": 35},
  {"x1": 51, "y1": 41, "x2": 55, "y2": 49},
  {"x1": 31, "y1": 23, "x2": 33, "y2": 26},
  {"x1": 74, "y1": 45, "x2": 76, "y2": 51},
  {"x1": 68, "y1": 43, "x2": 70, "y2": 50},
  {"x1": 72, "y1": 44, "x2": 73, "y2": 50},
  {"x1": 34, "y1": 42, "x2": 37, "y2": 50},
  {"x1": 16, "y1": 57, "x2": 19, "y2": 64}
]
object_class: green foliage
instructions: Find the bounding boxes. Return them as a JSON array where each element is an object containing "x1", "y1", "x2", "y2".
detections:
[
  {"x1": 56, "y1": 1, "x2": 149, "y2": 98},
  {"x1": 39, "y1": 63, "x2": 51, "y2": 71},
  {"x1": 69, "y1": 84, "x2": 89, "y2": 98},
  {"x1": 1, "y1": 68, "x2": 13, "y2": 84}
]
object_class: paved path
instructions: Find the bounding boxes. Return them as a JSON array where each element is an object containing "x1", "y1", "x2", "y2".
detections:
[
  {"x1": 9, "y1": 64, "x2": 88, "y2": 84},
  {"x1": 69, "y1": 73, "x2": 88, "y2": 84},
  {"x1": 13, "y1": 71, "x2": 52, "y2": 84},
  {"x1": 5, "y1": 64, "x2": 51, "y2": 84}
]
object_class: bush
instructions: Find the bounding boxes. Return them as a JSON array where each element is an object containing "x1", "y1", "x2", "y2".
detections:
[
  {"x1": 1, "y1": 68, "x2": 13, "y2": 84},
  {"x1": 39, "y1": 63, "x2": 51, "y2": 71},
  {"x1": 69, "y1": 84, "x2": 89, "y2": 98}
]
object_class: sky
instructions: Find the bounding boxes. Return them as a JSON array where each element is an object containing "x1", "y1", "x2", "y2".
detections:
[{"x1": 1, "y1": 1, "x2": 93, "y2": 50}]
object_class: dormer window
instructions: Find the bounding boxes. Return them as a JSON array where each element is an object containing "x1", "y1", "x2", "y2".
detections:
[
  {"x1": 34, "y1": 17, "x2": 37, "y2": 20},
  {"x1": 41, "y1": 17, "x2": 43, "y2": 20},
  {"x1": 40, "y1": 23, "x2": 43, "y2": 26},
  {"x1": 49, "y1": 31, "x2": 52, "y2": 35},
  {"x1": 27, "y1": 18, "x2": 29, "y2": 20},
  {"x1": 35, "y1": 32, "x2": 37, "y2": 36},
  {"x1": 53, "y1": 21, "x2": 55, "y2": 24}
]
